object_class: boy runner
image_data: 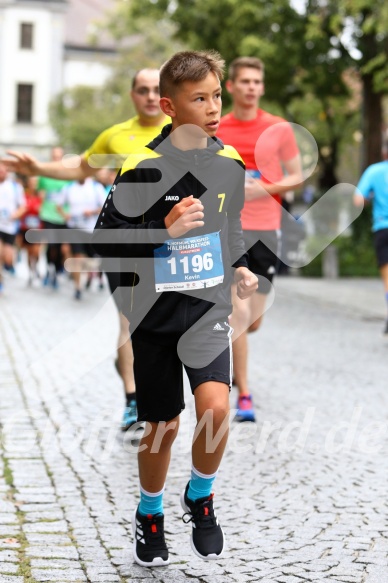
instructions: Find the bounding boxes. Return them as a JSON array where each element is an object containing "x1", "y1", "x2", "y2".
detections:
[{"x1": 93, "y1": 50, "x2": 258, "y2": 566}]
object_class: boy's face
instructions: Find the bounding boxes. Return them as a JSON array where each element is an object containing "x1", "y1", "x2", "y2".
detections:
[
  {"x1": 226, "y1": 66, "x2": 264, "y2": 108},
  {"x1": 161, "y1": 72, "x2": 222, "y2": 137}
]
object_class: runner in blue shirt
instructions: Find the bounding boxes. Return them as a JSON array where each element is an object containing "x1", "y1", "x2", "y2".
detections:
[{"x1": 354, "y1": 147, "x2": 388, "y2": 334}]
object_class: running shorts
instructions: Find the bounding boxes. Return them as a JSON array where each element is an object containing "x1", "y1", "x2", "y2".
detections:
[
  {"x1": 131, "y1": 316, "x2": 233, "y2": 423},
  {"x1": 373, "y1": 228, "x2": 388, "y2": 267},
  {"x1": 242, "y1": 229, "x2": 280, "y2": 294}
]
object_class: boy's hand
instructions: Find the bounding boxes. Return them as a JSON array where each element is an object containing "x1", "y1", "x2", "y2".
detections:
[
  {"x1": 164, "y1": 196, "x2": 204, "y2": 238},
  {"x1": 234, "y1": 267, "x2": 258, "y2": 299}
]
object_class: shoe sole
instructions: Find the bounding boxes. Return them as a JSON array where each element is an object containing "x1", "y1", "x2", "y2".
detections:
[
  {"x1": 121, "y1": 419, "x2": 139, "y2": 432},
  {"x1": 180, "y1": 491, "x2": 225, "y2": 560},
  {"x1": 235, "y1": 414, "x2": 256, "y2": 423},
  {"x1": 131, "y1": 509, "x2": 170, "y2": 567},
  {"x1": 234, "y1": 407, "x2": 256, "y2": 422}
]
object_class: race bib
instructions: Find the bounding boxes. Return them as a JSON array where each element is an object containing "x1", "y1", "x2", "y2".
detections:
[
  {"x1": 154, "y1": 232, "x2": 224, "y2": 292},
  {"x1": 25, "y1": 216, "x2": 40, "y2": 229}
]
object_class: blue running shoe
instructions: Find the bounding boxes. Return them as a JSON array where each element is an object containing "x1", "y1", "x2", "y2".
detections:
[
  {"x1": 121, "y1": 398, "x2": 137, "y2": 431},
  {"x1": 235, "y1": 394, "x2": 256, "y2": 422}
]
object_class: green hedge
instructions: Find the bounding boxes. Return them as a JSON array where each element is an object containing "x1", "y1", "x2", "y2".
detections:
[{"x1": 301, "y1": 236, "x2": 379, "y2": 277}]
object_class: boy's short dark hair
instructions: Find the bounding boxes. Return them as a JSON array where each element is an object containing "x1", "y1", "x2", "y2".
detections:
[
  {"x1": 228, "y1": 56, "x2": 265, "y2": 81},
  {"x1": 160, "y1": 50, "x2": 225, "y2": 97}
]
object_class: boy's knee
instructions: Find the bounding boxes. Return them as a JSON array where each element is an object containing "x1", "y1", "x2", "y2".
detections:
[{"x1": 198, "y1": 400, "x2": 230, "y2": 428}]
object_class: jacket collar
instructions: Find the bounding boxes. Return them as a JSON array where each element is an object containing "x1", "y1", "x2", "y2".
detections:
[{"x1": 147, "y1": 124, "x2": 224, "y2": 167}]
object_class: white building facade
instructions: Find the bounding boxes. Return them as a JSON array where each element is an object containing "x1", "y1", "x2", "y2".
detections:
[{"x1": 0, "y1": 0, "x2": 115, "y2": 155}]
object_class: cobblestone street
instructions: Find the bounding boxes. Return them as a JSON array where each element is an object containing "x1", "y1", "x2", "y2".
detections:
[{"x1": 1, "y1": 268, "x2": 388, "y2": 583}]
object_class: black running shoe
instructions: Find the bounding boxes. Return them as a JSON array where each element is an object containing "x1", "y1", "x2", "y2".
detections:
[
  {"x1": 181, "y1": 482, "x2": 225, "y2": 560},
  {"x1": 131, "y1": 508, "x2": 169, "y2": 567}
]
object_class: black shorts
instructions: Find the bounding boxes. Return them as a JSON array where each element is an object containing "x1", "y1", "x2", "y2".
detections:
[
  {"x1": 0, "y1": 232, "x2": 16, "y2": 245},
  {"x1": 70, "y1": 242, "x2": 96, "y2": 257},
  {"x1": 373, "y1": 228, "x2": 388, "y2": 267},
  {"x1": 42, "y1": 221, "x2": 67, "y2": 234},
  {"x1": 243, "y1": 230, "x2": 280, "y2": 294},
  {"x1": 131, "y1": 317, "x2": 232, "y2": 423}
]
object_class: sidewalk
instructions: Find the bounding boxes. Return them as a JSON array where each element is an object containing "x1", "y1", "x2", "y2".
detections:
[
  {"x1": 276, "y1": 275, "x2": 386, "y2": 320},
  {"x1": 1, "y1": 269, "x2": 388, "y2": 583}
]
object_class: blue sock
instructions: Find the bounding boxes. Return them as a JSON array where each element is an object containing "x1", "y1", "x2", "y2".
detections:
[
  {"x1": 187, "y1": 466, "x2": 217, "y2": 502},
  {"x1": 138, "y1": 485, "x2": 164, "y2": 516}
]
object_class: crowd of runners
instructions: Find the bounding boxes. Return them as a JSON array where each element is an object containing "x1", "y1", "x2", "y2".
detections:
[{"x1": 0, "y1": 158, "x2": 111, "y2": 295}]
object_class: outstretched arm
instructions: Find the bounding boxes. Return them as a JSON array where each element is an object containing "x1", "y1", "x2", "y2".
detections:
[{"x1": 2, "y1": 151, "x2": 96, "y2": 181}]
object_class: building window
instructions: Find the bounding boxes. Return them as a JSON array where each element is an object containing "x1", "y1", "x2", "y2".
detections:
[
  {"x1": 20, "y1": 23, "x2": 33, "y2": 49},
  {"x1": 16, "y1": 84, "x2": 33, "y2": 123}
]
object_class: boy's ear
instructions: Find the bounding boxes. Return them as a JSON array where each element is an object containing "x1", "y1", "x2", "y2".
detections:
[
  {"x1": 160, "y1": 97, "x2": 176, "y2": 118},
  {"x1": 225, "y1": 80, "x2": 233, "y2": 94}
]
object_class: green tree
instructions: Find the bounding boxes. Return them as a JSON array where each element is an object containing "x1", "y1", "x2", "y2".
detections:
[
  {"x1": 123, "y1": 0, "x2": 387, "y2": 171},
  {"x1": 125, "y1": 0, "x2": 305, "y2": 108},
  {"x1": 304, "y1": 0, "x2": 388, "y2": 169},
  {"x1": 121, "y1": 0, "x2": 357, "y2": 188},
  {"x1": 49, "y1": 84, "x2": 134, "y2": 153}
]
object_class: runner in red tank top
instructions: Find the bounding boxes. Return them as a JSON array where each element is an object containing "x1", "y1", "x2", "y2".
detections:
[{"x1": 218, "y1": 57, "x2": 303, "y2": 422}]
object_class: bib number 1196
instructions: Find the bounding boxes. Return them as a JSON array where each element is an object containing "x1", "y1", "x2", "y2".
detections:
[{"x1": 167, "y1": 252, "x2": 213, "y2": 275}]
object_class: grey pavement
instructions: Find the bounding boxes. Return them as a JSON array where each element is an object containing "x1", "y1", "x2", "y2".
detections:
[{"x1": 1, "y1": 262, "x2": 388, "y2": 583}]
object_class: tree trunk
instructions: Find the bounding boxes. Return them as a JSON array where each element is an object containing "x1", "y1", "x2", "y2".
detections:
[
  {"x1": 361, "y1": 73, "x2": 383, "y2": 170},
  {"x1": 318, "y1": 136, "x2": 339, "y2": 191}
]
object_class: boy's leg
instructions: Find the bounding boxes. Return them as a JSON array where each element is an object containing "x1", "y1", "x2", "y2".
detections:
[
  {"x1": 181, "y1": 381, "x2": 229, "y2": 560},
  {"x1": 192, "y1": 381, "x2": 230, "y2": 475},
  {"x1": 132, "y1": 417, "x2": 180, "y2": 568},
  {"x1": 138, "y1": 416, "x2": 180, "y2": 492},
  {"x1": 131, "y1": 330, "x2": 184, "y2": 568},
  {"x1": 181, "y1": 319, "x2": 232, "y2": 560}
]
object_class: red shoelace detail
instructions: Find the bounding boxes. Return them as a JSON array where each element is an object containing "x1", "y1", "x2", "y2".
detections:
[{"x1": 147, "y1": 514, "x2": 158, "y2": 533}]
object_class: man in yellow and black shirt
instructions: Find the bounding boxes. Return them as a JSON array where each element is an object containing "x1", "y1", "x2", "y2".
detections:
[
  {"x1": 84, "y1": 70, "x2": 167, "y2": 171},
  {"x1": 4, "y1": 69, "x2": 168, "y2": 430}
]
